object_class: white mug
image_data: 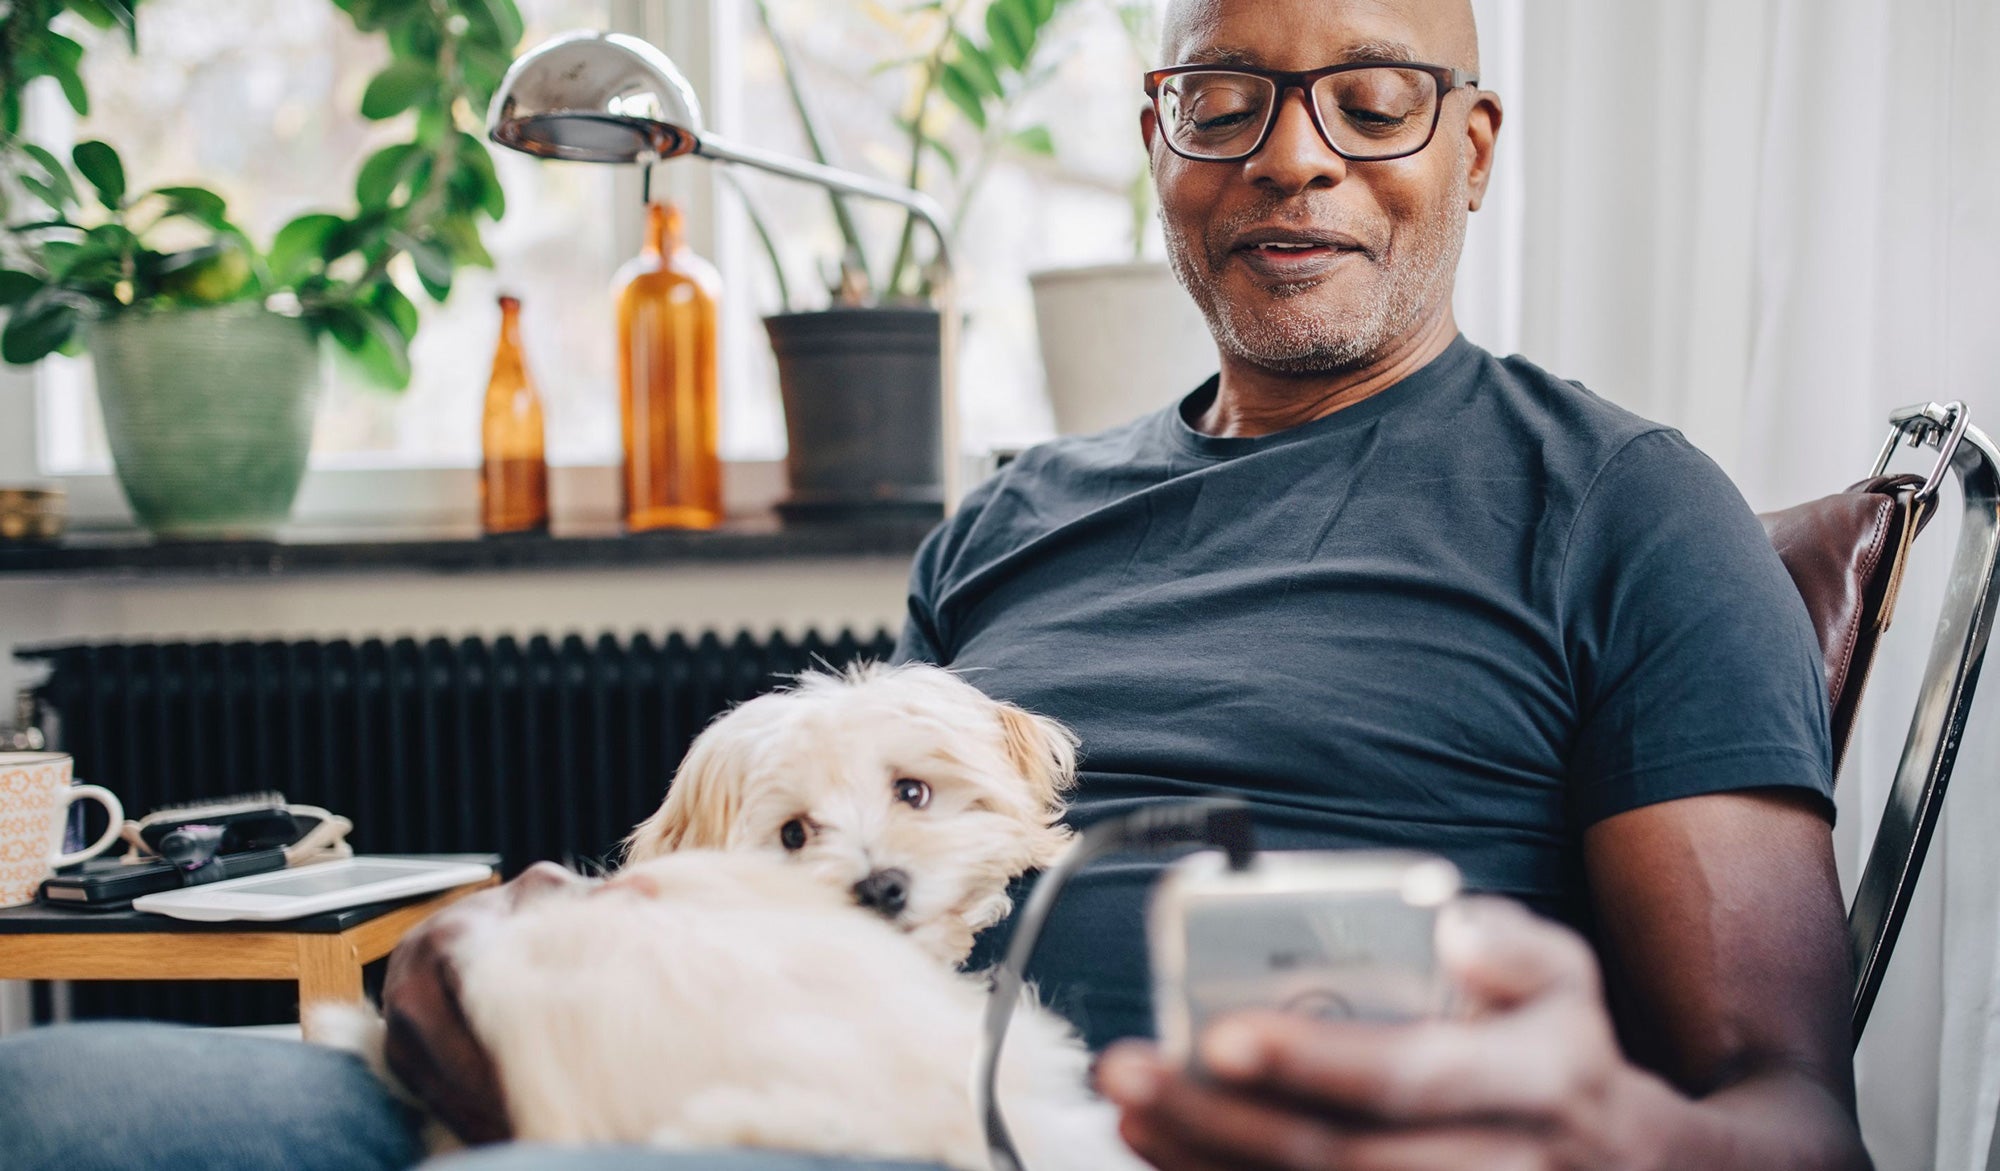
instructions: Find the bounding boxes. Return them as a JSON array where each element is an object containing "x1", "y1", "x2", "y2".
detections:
[{"x1": 0, "y1": 752, "x2": 124, "y2": 909}]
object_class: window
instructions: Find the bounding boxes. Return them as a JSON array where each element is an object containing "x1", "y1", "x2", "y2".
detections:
[
  {"x1": 34, "y1": 0, "x2": 626, "y2": 476},
  {"x1": 15, "y1": 0, "x2": 1525, "y2": 520}
]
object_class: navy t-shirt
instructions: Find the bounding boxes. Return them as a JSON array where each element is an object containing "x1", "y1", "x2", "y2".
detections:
[{"x1": 895, "y1": 335, "x2": 1832, "y2": 1048}]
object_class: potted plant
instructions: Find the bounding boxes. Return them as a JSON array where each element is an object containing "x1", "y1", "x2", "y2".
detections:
[
  {"x1": 0, "y1": 0, "x2": 520, "y2": 539},
  {"x1": 746, "y1": 0, "x2": 1074, "y2": 520}
]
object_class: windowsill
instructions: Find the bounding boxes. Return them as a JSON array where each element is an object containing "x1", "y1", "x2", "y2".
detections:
[{"x1": 0, "y1": 514, "x2": 938, "y2": 580}]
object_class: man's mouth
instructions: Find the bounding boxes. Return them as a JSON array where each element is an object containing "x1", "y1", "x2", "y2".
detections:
[{"x1": 1229, "y1": 227, "x2": 1366, "y2": 279}]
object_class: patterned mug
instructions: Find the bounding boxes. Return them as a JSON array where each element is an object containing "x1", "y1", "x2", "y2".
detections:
[{"x1": 0, "y1": 752, "x2": 124, "y2": 909}]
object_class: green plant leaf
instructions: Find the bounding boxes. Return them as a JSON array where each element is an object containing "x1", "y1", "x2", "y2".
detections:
[
  {"x1": 84, "y1": 222, "x2": 139, "y2": 253},
  {"x1": 269, "y1": 213, "x2": 347, "y2": 286},
  {"x1": 360, "y1": 60, "x2": 436, "y2": 120},
  {"x1": 71, "y1": 140, "x2": 125, "y2": 208},
  {"x1": 151, "y1": 186, "x2": 233, "y2": 231},
  {"x1": 455, "y1": 132, "x2": 506, "y2": 219},
  {"x1": 39, "y1": 241, "x2": 82, "y2": 277},
  {"x1": 985, "y1": 0, "x2": 1032, "y2": 70},
  {"x1": 1, "y1": 292, "x2": 80, "y2": 364},
  {"x1": 465, "y1": 0, "x2": 525, "y2": 50},
  {"x1": 0, "y1": 270, "x2": 43, "y2": 307},
  {"x1": 316, "y1": 301, "x2": 368, "y2": 349},
  {"x1": 41, "y1": 34, "x2": 91, "y2": 115},
  {"x1": 938, "y1": 64, "x2": 988, "y2": 129},
  {"x1": 332, "y1": 0, "x2": 420, "y2": 32},
  {"x1": 1008, "y1": 125, "x2": 1056, "y2": 156},
  {"x1": 368, "y1": 280, "x2": 420, "y2": 340},
  {"x1": 437, "y1": 215, "x2": 493, "y2": 268},
  {"x1": 350, "y1": 306, "x2": 413, "y2": 388},
  {"x1": 321, "y1": 301, "x2": 412, "y2": 388},
  {"x1": 389, "y1": 230, "x2": 453, "y2": 300},
  {"x1": 21, "y1": 144, "x2": 78, "y2": 207},
  {"x1": 354, "y1": 142, "x2": 421, "y2": 209},
  {"x1": 19, "y1": 176, "x2": 70, "y2": 216},
  {"x1": 67, "y1": 0, "x2": 137, "y2": 47},
  {"x1": 952, "y1": 35, "x2": 1003, "y2": 97},
  {"x1": 459, "y1": 42, "x2": 514, "y2": 102}
]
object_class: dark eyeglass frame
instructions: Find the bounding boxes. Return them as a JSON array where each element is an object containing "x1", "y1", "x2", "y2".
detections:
[{"x1": 1144, "y1": 61, "x2": 1480, "y2": 164}]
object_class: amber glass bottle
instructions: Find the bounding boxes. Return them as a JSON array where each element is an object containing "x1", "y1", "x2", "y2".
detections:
[
  {"x1": 616, "y1": 200, "x2": 723, "y2": 531},
  {"x1": 480, "y1": 294, "x2": 550, "y2": 535}
]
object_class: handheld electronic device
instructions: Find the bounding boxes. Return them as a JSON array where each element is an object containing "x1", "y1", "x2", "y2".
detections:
[
  {"x1": 1148, "y1": 848, "x2": 1461, "y2": 1063},
  {"x1": 131, "y1": 857, "x2": 493, "y2": 922}
]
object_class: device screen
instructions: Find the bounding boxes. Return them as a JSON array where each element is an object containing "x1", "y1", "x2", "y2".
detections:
[{"x1": 230, "y1": 862, "x2": 436, "y2": 897}]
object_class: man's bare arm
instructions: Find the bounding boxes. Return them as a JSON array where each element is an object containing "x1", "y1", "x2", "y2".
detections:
[{"x1": 1582, "y1": 788, "x2": 1867, "y2": 1168}]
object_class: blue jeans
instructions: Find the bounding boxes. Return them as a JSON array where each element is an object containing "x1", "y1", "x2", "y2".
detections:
[{"x1": 0, "y1": 1023, "x2": 944, "y2": 1171}]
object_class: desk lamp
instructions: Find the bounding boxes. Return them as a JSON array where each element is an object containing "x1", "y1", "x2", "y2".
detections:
[{"x1": 486, "y1": 30, "x2": 962, "y2": 511}]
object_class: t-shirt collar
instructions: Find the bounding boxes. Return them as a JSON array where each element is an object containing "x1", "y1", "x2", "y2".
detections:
[{"x1": 1165, "y1": 334, "x2": 1482, "y2": 460}]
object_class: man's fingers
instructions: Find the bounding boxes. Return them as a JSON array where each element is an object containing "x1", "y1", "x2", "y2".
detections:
[
  {"x1": 1436, "y1": 896, "x2": 1600, "y2": 1012},
  {"x1": 1197, "y1": 1003, "x2": 1611, "y2": 1126},
  {"x1": 1300, "y1": 1128, "x2": 1552, "y2": 1171},
  {"x1": 1101, "y1": 1043, "x2": 1364, "y2": 1171}
]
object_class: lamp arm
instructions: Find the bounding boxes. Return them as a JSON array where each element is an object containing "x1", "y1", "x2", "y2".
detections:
[{"x1": 694, "y1": 134, "x2": 954, "y2": 274}]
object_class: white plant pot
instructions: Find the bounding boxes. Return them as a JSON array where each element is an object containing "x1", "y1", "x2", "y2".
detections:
[{"x1": 1029, "y1": 260, "x2": 1218, "y2": 436}]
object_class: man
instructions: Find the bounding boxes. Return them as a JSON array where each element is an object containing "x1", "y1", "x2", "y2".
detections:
[
  {"x1": 0, "y1": 1, "x2": 1868, "y2": 1169},
  {"x1": 893, "y1": 0, "x2": 1868, "y2": 1166}
]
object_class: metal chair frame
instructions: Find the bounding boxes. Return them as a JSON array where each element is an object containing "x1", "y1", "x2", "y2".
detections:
[{"x1": 1847, "y1": 402, "x2": 1999, "y2": 1043}]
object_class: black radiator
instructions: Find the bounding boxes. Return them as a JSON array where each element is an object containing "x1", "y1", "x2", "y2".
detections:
[{"x1": 17, "y1": 626, "x2": 898, "y2": 1027}]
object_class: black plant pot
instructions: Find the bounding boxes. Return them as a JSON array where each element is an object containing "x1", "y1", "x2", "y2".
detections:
[{"x1": 765, "y1": 307, "x2": 943, "y2": 523}]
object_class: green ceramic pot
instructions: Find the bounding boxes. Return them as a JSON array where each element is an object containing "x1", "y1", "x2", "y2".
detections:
[{"x1": 89, "y1": 304, "x2": 322, "y2": 540}]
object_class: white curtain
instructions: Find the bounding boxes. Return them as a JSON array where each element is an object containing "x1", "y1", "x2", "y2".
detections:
[{"x1": 1457, "y1": 1, "x2": 2000, "y2": 1166}]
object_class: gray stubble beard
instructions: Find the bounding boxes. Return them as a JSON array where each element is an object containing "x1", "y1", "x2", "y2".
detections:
[{"x1": 1164, "y1": 169, "x2": 1470, "y2": 376}]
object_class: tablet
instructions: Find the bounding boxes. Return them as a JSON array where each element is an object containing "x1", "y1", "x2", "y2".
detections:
[{"x1": 132, "y1": 857, "x2": 495, "y2": 922}]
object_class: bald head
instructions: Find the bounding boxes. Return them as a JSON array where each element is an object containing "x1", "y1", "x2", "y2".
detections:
[{"x1": 1160, "y1": 0, "x2": 1480, "y2": 75}]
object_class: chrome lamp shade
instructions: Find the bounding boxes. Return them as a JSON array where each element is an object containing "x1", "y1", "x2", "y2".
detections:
[{"x1": 486, "y1": 31, "x2": 705, "y2": 163}]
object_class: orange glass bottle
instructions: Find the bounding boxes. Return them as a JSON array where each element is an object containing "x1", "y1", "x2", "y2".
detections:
[
  {"x1": 480, "y1": 294, "x2": 550, "y2": 535},
  {"x1": 616, "y1": 200, "x2": 723, "y2": 531}
]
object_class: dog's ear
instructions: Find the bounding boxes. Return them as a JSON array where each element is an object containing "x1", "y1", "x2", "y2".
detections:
[
  {"x1": 995, "y1": 702, "x2": 1080, "y2": 814},
  {"x1": 620, "y1": 733, "x2": 742, "y2": 862}
]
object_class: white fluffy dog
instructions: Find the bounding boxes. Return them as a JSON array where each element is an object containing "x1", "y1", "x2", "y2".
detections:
[
  {"x1": 453, "y1": 849, "x2": 1145, "y2": 1170},
  {"x1": 322, "y1": 664, "x2": 1140, "y2": 1169}
]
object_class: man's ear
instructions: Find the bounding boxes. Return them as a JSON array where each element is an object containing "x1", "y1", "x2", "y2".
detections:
[
  {"x1": 1465, "y1": 90, "x2": 1503, "y2": 212},
  {"x1": 620, "y1": 730, "x2": 742, "y2": 862},
  {"x1": 996, "y1": 702, "x2": 1081, "y2": 814},
  {"x1": 1140, "y1": 102, "x2": 1160, "y2": 155}
]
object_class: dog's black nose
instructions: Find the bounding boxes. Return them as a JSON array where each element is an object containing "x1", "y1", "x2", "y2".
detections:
[{"x1": 852, "y1": 869, "x2": 910, "y2": 918}]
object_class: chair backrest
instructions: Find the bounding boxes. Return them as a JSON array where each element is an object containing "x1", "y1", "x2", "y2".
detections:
[
  {"x1": 1758, "y1": 402, "x2": 2000, "y2": 1046},
  {"x1": 1761, "y1": 473, "x2": 1934, "y2": 773}
]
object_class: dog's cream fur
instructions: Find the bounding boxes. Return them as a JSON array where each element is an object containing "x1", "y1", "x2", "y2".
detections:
[
  {"x1": 453, "y1": 850, "x2": 1145, "y2": 1170},
  {"x1": 625, "y1": 664, "x2": 1080, "y2": 964},
  {"x1": 319, "y1": 665, "x2": 1130, "y2": 1169}
]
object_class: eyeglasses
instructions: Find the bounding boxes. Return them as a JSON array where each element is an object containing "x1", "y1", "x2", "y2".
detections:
[{"x1": 1145, "y1": 62, "x2": 1478, "y2": 164}]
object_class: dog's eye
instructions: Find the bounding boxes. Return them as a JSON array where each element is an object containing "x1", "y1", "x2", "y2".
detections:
[
  {"x1": 893, "y1": 778, "x2": 932, "y2": 810},
  {"x1": 780, "y1": 818, "x2": 810, "y2": 851}
]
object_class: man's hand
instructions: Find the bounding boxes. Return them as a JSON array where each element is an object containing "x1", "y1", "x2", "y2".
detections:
[
  {"x1": 380, "y1": 862, "x2": 595, "y2": 1145},
  {"x1": 1100, "y1": 898, "x2": 1690, "y2": 1171}
]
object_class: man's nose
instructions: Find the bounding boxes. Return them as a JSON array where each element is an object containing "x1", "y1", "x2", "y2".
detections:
[
  {"x1": 1244, "y1": 89, "x2": 1348, "y2": 192},
  {"x1": 851, "y1": 868, "x2": 910, "y2": 918}
]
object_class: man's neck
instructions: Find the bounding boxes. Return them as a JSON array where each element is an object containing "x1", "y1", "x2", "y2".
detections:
[{"x1": 1194, "y1": 309, "x2": 1460, "y2": 440}]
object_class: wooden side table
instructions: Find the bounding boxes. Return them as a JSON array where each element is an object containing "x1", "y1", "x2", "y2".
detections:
[{"x1": 0, "y1": 856, "x2": 498, "y2": 1038}]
